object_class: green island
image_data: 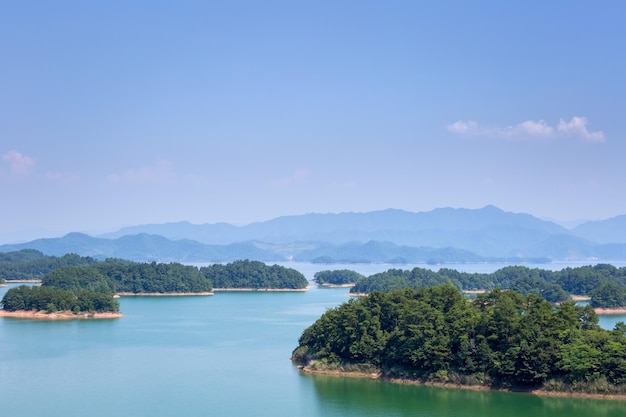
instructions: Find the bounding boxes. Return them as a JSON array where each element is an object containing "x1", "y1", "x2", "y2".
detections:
[
  {"x1": 0, "y1": 251, "x2": 308, "y2": 292},
  {"x1": 0, "y1": 256, "x2": 310, "y2": 319},
  {"x1": 348, "y1": 264, "x2": 626, "y2": 310},
  {"x1": 199, "y1": 259, "x2": 308, "y2": 290},
  {"x1": 314, "y1": 269, "x2": 365, "y2": 287},
  {"x1": 42, "y1": 259, "x2": 213, "y2": 295},
  {"x1": 0, "y1": 285, "x2": 121, "y2": 319},
  {"x1": 0, "y1": 250, "x2": 98, "y2": 281},
  {"x1": 292, "y1": 285, "x2": 626, "y2": 398}
]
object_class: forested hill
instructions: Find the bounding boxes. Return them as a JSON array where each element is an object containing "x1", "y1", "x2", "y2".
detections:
[
  {"x1": 199, "y1": 260, "x2": 308, "y2": 289},
  {"x1": 292, "y1": 286, "x2": 626, "y2": 394},
  {"x1": 0, "y1": 251, "x2": 307, "y2": 293},
  {"x1": 42, "y1": 260, "x2": 213, "y2": 294},
  {"x1": 347, "y1": 264, "x2": 626, "y2": 308},
  {"x1": 0, "y1": 250, "x2": 98, "y2": 280}
]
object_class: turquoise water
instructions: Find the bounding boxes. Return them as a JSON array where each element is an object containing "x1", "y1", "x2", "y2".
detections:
[{"x1": 1, "y1": 264, "x2": 625, "y2": 417}]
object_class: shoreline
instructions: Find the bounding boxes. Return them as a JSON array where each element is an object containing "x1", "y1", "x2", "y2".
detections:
[
  {"x1": 594, "y1": 307, "x2": 626, "y2": 315},
  {"x1": 0, "y1": 309, "x2": 123, "y2": 320},
  {"x1": 4, "y1": 279, "x2": 42, "y2": 283},
  {"x1": 318, "y1": 283, "x2": 356, "y2": 288},
  {"x1": 212, "y1": 286, "x2": 310, "y2": 292},
  {"x1": 297, "y1": 366, "x2": 626, "y2": 401},
  {"x1": 115, "y1": 291, "x2": 214, "y2": 297}
]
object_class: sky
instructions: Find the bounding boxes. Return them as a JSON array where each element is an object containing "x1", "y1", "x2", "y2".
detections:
[{"x1": 1, "y1": 1, "x2": 625, "y2": 242}]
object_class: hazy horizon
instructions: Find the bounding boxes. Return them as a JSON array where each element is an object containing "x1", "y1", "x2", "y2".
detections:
[{"x1": 0, "y1": 204, "x2": 610, "y2": 244}]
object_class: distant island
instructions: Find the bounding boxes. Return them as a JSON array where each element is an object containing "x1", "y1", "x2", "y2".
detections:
[
  {"x1": 344, "y1": 264, "x2": 626, "y2": 311},
  {"x1": 42, "y1": 259, "x2": 213, "y2": 295},
  {"x1": 313, "y1": 269, "x2": 364, "y2": 287},
  {"x1": 0, "y1": 257, "x2": 311, "y2": 320},
  {"x1": 292, "y1": 286, "x2": 626, "y2": 398},
  {"x1": 200, "y1": 260, "x2": 308, "y2": 290},
  {"x1": 0, "y1": 251, "x2": 309, "y2": 297}
]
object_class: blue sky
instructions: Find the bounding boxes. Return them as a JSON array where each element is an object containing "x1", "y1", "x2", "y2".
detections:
[{"x1": 1, "y1": 1, "x2": 625, "y2": 241}]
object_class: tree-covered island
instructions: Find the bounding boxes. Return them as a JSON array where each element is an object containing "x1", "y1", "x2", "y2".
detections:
[
  {"x1": 0, "y1": 250, "x2": 98, "y2": 281},
  {"x1": 200, "y1": 260, "x2": 308, "y2": 290},
  {"x1": 348, "y1": 264, "x2": 626, "y2": 310},
  {"x1": 0, "y1": 285, "x2": 121, "y2": 319},
  {"x1": 42, "y1": 259, "x2": 213, "y2": 295},
  {"x1": 293, "y1": 285, "x2": 626, "y2": 397},
  {"x1": 314, "y1": 270, "x2": 365, "y2": 287},
  {"x1": 0, "y1": 251, "x2": 308, "y2": 292}
]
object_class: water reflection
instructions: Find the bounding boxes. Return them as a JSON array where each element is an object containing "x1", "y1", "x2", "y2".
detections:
[{"x1": 305, "y1": 373, "x2": 626, "y2": 417}]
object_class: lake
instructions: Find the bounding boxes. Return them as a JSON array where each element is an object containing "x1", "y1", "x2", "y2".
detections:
[{"x1": 1, "y1": 262, "x2": 625, "y2": 416}]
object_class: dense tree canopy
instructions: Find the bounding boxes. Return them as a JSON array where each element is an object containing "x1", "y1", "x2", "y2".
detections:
[
  {"x1": 0, "y1": 249, "x2": 47, "y2": 263},
  {"x1": 0, "y1": 251, "x2": 98, "y2": 281},
  {"x1": 351, "y1": 268, "x2": 463, "y2": 294},
  {"x1": 293, "y1": 286, "x2": 626, "y2": 393},
  {"x1": 1, "y1": 251, "x2": 307, "y2": 293},
  {"x1": 200, "y1": 260, "x2": 308, "y2": 289},
  {"x1": 314, "y1": 270, "x2": 364, "y2": 285},
  {"x1": 349, "y1": 264, "x2": 626, "y2": 306},
  {"x1": 590, "y1": 282, "x2": 626, "y2": 309},
  {"x1": 1, "y1": 285, "x2": 119, "y2": 313},
  {"x1": 42, "y1": 259, "x2": 213, "y2": 294}
]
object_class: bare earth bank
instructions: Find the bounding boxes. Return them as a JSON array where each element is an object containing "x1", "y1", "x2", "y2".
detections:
[
  {"x1": 0, "y1": 310, "x2": 123, "y2": 319},
  {"x1": 297, "y1": 366, "x2": 626, "y2": 401}
]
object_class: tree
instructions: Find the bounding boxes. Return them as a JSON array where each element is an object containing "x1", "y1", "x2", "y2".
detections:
[{"x1": 590, "y1": 282, "x2": 626, "y2": 308}]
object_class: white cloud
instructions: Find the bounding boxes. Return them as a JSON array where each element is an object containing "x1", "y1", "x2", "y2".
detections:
[
  {"x1": 2, "y1": 150, "x2": 36, "y2": 177},
  {"x1": 556, "y1": 116, "x2": 605, "y2": 143},
  {"x1": 447, "y1": 117, "x2": 604, "y2": 143}
]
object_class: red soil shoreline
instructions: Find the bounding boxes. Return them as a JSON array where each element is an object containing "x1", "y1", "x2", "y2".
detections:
[
  {"x1": 594, "y1": 307, "x2": 626, "y2": 315},
  {"x1": 212, "y1": 286, "x2": 310, "y2": 292},
  {"x1": 0, "y1": 310, "x2": 123, "y2": 320},
  {"x1": 115, "y1": 292, "x2": 214, "y2": 297}
]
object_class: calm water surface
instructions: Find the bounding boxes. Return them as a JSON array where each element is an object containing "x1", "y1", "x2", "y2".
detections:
[{"x1": 1, "y1": 262, "x2": 625, "y2": 417}]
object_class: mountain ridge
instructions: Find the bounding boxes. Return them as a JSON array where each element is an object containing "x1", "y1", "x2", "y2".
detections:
[{"x1": 2, "y1": 206, "x2": 626, "y2": 263}]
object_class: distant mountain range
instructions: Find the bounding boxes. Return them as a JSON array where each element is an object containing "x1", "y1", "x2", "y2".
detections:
[{"x1": 2, "y1": 206, "x2": 626, "y2": 263}]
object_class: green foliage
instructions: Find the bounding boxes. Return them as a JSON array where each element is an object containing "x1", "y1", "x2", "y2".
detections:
[
  {"x1": 200, "y1": 260, "x2": 308, "y2": 289},
  {"x1": 0, "y1": 249, "x2": 47, "y2": 263},
  {"x1": 314, "y1": 269, "x2": 364, "y2": 285},
  {"x1": 589, "y1": 282, "x2": 626, "y2": 308},
  {"x1": 42, "y1": 266, "x2": 114, "y2": 293},
  {"x1": 351, "y1": 268, "x2": 462, "y2": 294},
  {"x1": 42, "y1": 259, "x2": 213, "y2": 294},
  {"x1": 294, "y1": 286, "x2": 626, "y2": 392},
  {"x1": 1, "y1": 285, "x2": 119, "y2": 313},
  {"x1": 0, "y1": 251, "x2": 98, "y2": 281},
  {"x1": 348, "y1": 264, "x2": 626, "y2": 306}
]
